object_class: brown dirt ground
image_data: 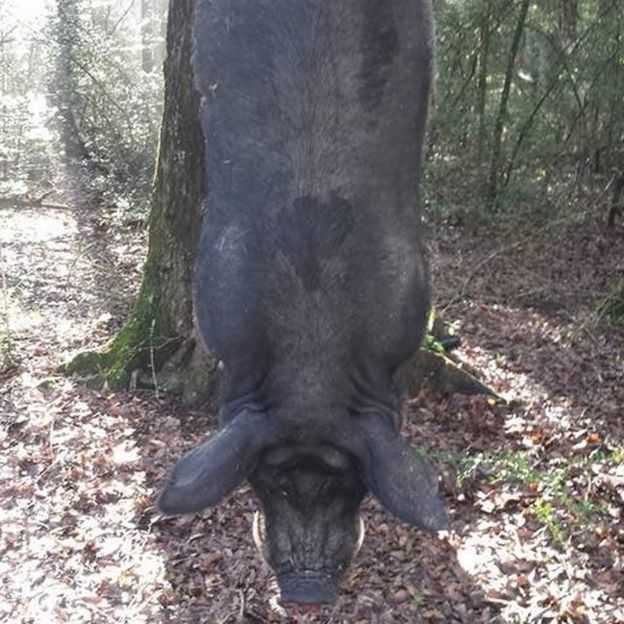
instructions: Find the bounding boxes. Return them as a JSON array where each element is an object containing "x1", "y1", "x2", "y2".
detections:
[{"x1": 1, "y1": 196, "x2": 623, "y2": 623}]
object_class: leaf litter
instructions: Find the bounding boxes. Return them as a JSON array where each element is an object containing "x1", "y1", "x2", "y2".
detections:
[{"x1": 1, "y1": 195, "x2": 623, "y2": 622}]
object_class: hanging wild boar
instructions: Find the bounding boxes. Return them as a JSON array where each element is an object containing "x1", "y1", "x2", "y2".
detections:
[{"x1": 159, "y1": 0, "x2": 447, "y2": 606}]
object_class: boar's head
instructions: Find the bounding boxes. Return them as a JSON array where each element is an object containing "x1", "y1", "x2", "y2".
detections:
[{"x1": 158, "y1": 408, "x2": 447, "y2": 606}]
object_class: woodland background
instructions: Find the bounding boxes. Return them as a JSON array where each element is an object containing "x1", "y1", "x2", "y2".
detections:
[
  {"x1": 2, "y1": 0, "x2": 622, "y2": 228},
  {"x1": 1, "y1": 1, "x2": 623, "y2": 622}
]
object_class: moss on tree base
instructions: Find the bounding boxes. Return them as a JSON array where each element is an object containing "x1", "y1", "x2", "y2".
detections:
[
  {"x1": 63, "y1": 267, "x2": 217, "y2": 405},
  {"x1": 66, "y1": 343, "x2": 494, "y2": 406},
  {"x1": 63, "y1": 333, "x2": 217, "y2": 406}
]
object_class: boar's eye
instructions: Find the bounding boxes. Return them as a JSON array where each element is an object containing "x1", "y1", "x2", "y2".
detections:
[
  {"x1": 277, "y1": 474, "x2": 292, "y2": 491},
  {"x1": 317, "y1": 445, "x2": 351, "y2": 472},
  {"x1": 318, "y1": 477, "x2": 336, "y2": 498},
  {"x1": 263, "y1": 446, "x2": 297, "y2": 467}
]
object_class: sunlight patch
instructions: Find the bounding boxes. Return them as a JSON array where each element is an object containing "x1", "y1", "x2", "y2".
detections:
[{"x1": 112, "y1": 440, "x2": 141, "y2": 465}]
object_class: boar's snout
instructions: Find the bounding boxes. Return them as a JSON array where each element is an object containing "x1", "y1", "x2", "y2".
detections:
[{"x1": 279, "y1": 570, "x2": 337, "y2": 606}]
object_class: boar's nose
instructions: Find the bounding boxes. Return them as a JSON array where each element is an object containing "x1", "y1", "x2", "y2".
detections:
[{"x1": 279, "y1": 571, "x2": 337, "y2": 606}]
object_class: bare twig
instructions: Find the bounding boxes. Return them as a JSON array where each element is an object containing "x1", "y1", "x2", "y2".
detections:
[
  {"x1": 441, "y1": 239, "x2": 528, "y2": 313},
  {"x1": 110, "y1": 0, "x2": 137, "y2": 37},
  {"x1": 33, "y1": 190, "x2": 55, "y2": 204},
  {"x1": 66, "y1": 241, "x2": 98, "y2": 288}
]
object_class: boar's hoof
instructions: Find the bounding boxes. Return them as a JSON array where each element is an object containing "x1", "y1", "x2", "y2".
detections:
[{"x1": 279, "y1": 571, "x2": 337, "y2": 606}]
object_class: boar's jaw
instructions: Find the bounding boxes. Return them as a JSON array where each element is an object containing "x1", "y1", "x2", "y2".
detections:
[
  {"x1": 252, "y1": 510, "x2": 366, "y2": 559},
  {"x1": 248, "y1": 448, "x2": 366, "y2": 601}
]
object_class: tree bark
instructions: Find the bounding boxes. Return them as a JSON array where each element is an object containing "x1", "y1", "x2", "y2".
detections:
[
  {"x1": 607, "y1": 173, "x2": 624, "y2": 228},
  {"x1": 560, "y1": 0, "x2": 578, "y2": 46},
  {"x1": 153, "y1": 0, "x2": 169, "y2": 73},
  {"x1": 486, "y1": 0, "x2": 531, "y2": 209},
  {"x1": 54, "y1": 0, "x2": 91, "y2": 161},
  {"x1": 476, "y1": 0, "x2": 492, "y2": 164},
  {"x1": 141, "y1": 0, "x2": 155, "y2": 73},
  {"x1": 66, "y1": 0, "x2": 217, "y2": 405}
]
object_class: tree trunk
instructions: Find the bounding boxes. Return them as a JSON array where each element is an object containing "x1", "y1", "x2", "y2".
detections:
[
  {"x1": 486, "y1": 0, "x2": 531, "y2": 209},
  {"x1": 607, "y1": 173, "x2": 624, "y2": 228},
  {"x1": 476, "y1": 0, "x2": 491, "y2": 164},
  {"x1": 54, "y1": 0, "x2": 91, "y2": 161},
  {"x1": 141, "y1": 0, "x2": 155, "y2": 73},
  {"x1": 153, "y1": 0, "x2": 169, "y2": 73},
  {"x1": 66, "y1": 0, "x2": 217, "y2": 405},
  {"x1": 560, "y1": 0, "x2": 578, "y2": 46}
]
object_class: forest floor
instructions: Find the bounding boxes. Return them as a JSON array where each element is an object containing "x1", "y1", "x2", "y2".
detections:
[{"x1": 1, "y1": 155, "x2": 624, "y2": 622}]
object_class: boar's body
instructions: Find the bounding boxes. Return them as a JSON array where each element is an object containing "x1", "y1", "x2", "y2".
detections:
[
  {"x1": 160, "y1": 0, "x2": 446, "y2": 606},
  {"x1": 195, "y1": 0, "x2": 431, "y2": 422}
]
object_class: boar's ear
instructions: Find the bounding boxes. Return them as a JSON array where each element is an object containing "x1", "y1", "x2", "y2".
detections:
[
  {"x1": 158, "y1": 411, "x2": 275, "y2": 515},
  {"x1": 356, "y1": 414, "x2": 449, "y2": 531}
]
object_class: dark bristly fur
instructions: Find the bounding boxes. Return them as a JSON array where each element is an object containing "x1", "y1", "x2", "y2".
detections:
[{"x1": 160, "y1": 0, "x2": 446, "y2": 605}]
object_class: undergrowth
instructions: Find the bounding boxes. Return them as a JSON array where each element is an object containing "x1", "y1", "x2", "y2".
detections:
[
  {"x1": 421, "y1": 446, "x2": 621, "y2": 548},
  {"x1": 597, "y1": 278, "x2": 624, "y2": 325}
]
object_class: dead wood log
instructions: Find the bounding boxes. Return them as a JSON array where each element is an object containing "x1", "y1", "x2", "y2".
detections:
[{"x1": 405, "y1": 349, "x2": 499, "y2": 398}]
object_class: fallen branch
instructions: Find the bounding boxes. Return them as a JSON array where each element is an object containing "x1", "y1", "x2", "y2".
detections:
[
  {"x1": 405, "y1": 349, "x2": 500, "y2": 398},
  {"x1": 0, "y1": 196, "x2": 70, "y2": 211}
]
